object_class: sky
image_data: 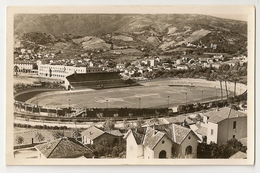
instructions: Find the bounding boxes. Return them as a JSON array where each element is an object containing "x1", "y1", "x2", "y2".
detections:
[{"x1": 209, "y1": 14, "x2": 247, "y2": 21}]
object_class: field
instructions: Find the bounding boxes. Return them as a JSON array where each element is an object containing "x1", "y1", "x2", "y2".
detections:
[{"x1": 26, "y1": 79, "x2": 237, "y2": 109}]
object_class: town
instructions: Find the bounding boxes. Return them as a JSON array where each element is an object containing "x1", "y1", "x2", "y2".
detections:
[{"x1": 12, "y1": 13, "x2": 248, "y2": 160}]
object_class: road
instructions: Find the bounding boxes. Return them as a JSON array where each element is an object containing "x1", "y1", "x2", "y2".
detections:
[{"x1": 14, "y1": 117, "x2": 129, "y2": 129}]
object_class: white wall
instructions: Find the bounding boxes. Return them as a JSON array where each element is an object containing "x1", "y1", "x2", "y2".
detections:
[
  {"x1": 126, "y1": 132, "x2": 140, "y2": 159},
  {"x1": 180, "y1": 132, "x2": 199, "y2": 158},
  {"x1": 153, "y1": 135, "x2": 172, "y2": 159},
  {"x1": 207, "y1": 122, "x2": 218, "y2": 144},
  {"x1": 143, "y1": 147, "x2": 154, "y2": 159}
]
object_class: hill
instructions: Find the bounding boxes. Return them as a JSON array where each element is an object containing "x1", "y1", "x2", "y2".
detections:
[{"x1": 14, "y1": 14, "x2": 247, "y2": 55}]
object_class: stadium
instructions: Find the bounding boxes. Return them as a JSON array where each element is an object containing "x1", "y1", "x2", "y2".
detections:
[{"x1": 14, "y1": 77, "x2": 247, "y2": 119}]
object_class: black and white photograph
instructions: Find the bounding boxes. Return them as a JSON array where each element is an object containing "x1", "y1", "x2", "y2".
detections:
[{"x1": 5, "y1": 5, "x2": 255, "y2": 165}]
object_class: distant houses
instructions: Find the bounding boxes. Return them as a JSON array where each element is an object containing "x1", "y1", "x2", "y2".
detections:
[{"x1": 81, "y1": 126, "x2": 123, "y2": 146}]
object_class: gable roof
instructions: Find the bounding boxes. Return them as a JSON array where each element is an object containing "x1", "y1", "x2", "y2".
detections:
[
  {"x1": 164, "y1": 115, "x2": 186, "y2": 124},
  {"x1": 125, "y1": 123, "x2": 200, "y2": 149},
  {"x1": 35, "y1": 137, "x2": 92, "y2": 158},
  {"x1": 205, "y1": 107, "x2": 247, "y2": 124},
  {"x1": 131, "y1": 127, "x2": 147, "y2": 145},
  {"x1": 107, "y1": 130, "x2": 123, "y2": 137},
  {"x1": 143, "y1": 127, "x2": 165, "y2": 149},
  {"x1": 172, "y1": 124, "x2": 194, "y2": 145},
  {"x1": 195, "y1": 126, "x2": 208, "y2": 136},
  {"x1": 81, "y1": 126, "x2": 105, "y2": 140}
]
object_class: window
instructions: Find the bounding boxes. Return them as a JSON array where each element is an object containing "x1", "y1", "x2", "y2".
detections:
[
  {"x1": 162, "y1": 140, "x2": 165, "y2": 144},
  {"x1": 211, "y1": 129, "x2": 214, "y2": 135},
  {"x1": 233, "y1": 121, "x2": 237, "y2": 129},
  {"x1": 233, "y1": 135, "x2": 236, "y2": 139}
]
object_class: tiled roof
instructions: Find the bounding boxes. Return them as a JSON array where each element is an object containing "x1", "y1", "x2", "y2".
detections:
[
  {"x1": 126, "y1": 124, "x2": 199, "y2": 149},
  {"x1": 205, "y1": 107, "x2": 247, "y2": 124},
  {"x1": 131, "y1": 127, "x2": 147, "y2": 145},
  {"x1": 35, "y1": 137, "x2": 92, "y2": 158},
  {"x1": 164, "y1": 115, "x2": 186, "y2": 124},
  {"x1": 173, "y1": 124, "x2": 193, "y2": 145},
  {"x1": 229, "y1": 151, "x2": 247, "y2": 159},
  {"x1": 106, "y1": 130, "x2": 123, "y2": 137},
  {"x1": 143, "y1": 127, "x2": 165, "y2": 149},
  {"x1": 195, "y1": 126, "x2": 208, "y2": 136},
  {"x1": 81, "y1": 126, "x2": 105, "y2": 140}
]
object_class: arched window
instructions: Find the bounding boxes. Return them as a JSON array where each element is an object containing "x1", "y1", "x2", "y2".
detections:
[
  {"x1": 159, "y1": 150, "x2": 167, "y2": 159},
  {"x1": 185, "y1": 145, "x2": 192, "y2": 155}
]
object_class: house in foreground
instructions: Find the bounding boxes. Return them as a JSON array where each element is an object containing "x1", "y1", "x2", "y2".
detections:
[
  {"x1": 35, "y1": 137, "x2": 93, "y2": 159},
  {"x1": 124, "y1": 123, "x2": 200, "y2": 159},
  {"x1": 81, "y1": 126, "x2": 123, "y2": 146},
  {"x1": 199, "y1": 107, "x2": 247, "y2": 144}
]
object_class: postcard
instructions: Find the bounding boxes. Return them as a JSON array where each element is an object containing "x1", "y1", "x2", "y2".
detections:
[{"x1": 6, "y1": 5, "x2": 255, "y2": 165}]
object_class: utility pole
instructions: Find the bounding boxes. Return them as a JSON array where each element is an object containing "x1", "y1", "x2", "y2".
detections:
[
  {"x1": 185, "y1": 93, "x2": 187, "y2": 114},
  {"x1": 167, "y1": 96, "x2": 170, "y2": 108}
]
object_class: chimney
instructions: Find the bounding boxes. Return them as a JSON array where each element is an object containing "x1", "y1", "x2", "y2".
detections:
[{"x1": 153, "y1": 124, "x2": 156, "y2": 135}]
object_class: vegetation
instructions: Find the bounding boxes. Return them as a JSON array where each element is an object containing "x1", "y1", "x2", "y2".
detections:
[
  {"x1": 15, "y1": 135, "x2": 24, "y2": 145},
  {"x1": 52, "y1": 131, "x2": 65, "y2": 139},
  {"x1": 103, "y1": 118, "x2": 116, "y2": 132},
  {"x1": 88, "y1": 138, "x2": 126, "y2": 158},
  {"x1": 197, "y1": 138, "x2": 247, "y2": 158},
  {"x1": 35, "y1": 132, "x2": 45, "y2": 142}
]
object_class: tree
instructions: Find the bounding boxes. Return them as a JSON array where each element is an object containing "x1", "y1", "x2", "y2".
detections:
[
  {"x1": 15, "y1": 136, "x2": 24, "y2": 148},
  {"x1": 72, "y1": 129, "x2": 81, "y2": 140},
  {"x1": 35, "y1": 132, "x2": 45, "y2": 142},
  {"x1": 223, "y1": 75, "x2": 229, "y2": 100},
  {"x1": 210, "y1": 139, "x2": 247, "y2": 158},
  {"x1": 72, "y1": 118, "x2": 77, "y2": 129},
  {"x1": 230, "y1": 72, "x2": 239, "y2": 97},
  {"x1": 52, "y1": 131, "x2": 64, "y2": 139},
  {"x1": 103, "y1": 118, "x2": 115, "y2": 132},
  {"x1": 113, "y1": 113, "x2": 119, "y2": 122},
  {"x1": 150, "y1": 116, "x2": 159, "y2": 125},
  {"x1": 123, "y1": 118, "x2": 131, "y2": 130},
  {"x1": 136, "y1": 117, "x2": 144, "y2": 128},
  {"x1": 97, "y1": 113, "x2": 103, "y2": 122},
  {"x1": 40, "y1": 117, "x2": 45, "y2": 126},
  {"x1": 14, "y1": 65, "x2": 19, "y2": 76},
  {"x1": 217, "y1": 75, "x2": 224, "y2": 102},
  {"x1": 57, "y1": 118, "x2": 61, "y2": 128}
]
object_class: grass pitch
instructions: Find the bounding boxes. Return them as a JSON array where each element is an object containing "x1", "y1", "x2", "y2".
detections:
[{"x1": 28, "y1": 79, "x2": 227, "y2": 109}]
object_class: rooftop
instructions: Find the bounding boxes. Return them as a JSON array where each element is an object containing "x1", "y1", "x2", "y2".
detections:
[
  {"x1": 35, "y1": 137, "x2": 92, "y2": 158},
  {"x1": 81, "y1": 126, "x2": 105, "y2": 140},
  {"x1": 205, "y1": 107, "x2": 247, "y2": 124}
]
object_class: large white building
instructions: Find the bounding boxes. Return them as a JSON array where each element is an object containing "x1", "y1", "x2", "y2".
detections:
[{"x1": 38, "y1": 64, "x2": 88, "y2": 79}]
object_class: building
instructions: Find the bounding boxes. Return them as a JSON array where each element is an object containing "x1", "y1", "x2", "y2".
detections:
[
  {"x1": 176, "y1": 65, "x2": 189, "y2": 70},
  {"x1": 35, "y1": 137, "x2": 93, "y2": 159},
  {"x1": 200, "y1": 107, "x2": 247, "y2": 144},
  {"x1": 65, "y1": 70, "x2": 133, "y2": 90},
  {"x1": 81, "y1": 126, "x2": 123, "y2": 146},
  {"x1": 38, "y1": 64, "x2": 88, "y2": 79},
  {"x1": 14, "y1": 61, "x2": 34, "y2": 73},
  {"x1": 124, "y1": 123, "x2": 200, "y2": 159}
]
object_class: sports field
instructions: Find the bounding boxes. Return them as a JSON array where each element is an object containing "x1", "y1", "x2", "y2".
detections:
[{"x1": 27, "y1": 79, "x2": 236, "y2": 109}]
